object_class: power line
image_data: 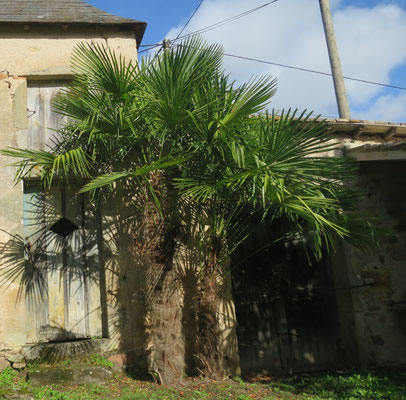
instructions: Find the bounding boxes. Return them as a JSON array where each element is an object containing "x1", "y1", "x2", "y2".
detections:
[
  {"x1": 139, "y1": 43, "x2": 161, "y2": 47},
  {"x1": 140, "y1": 1, "x2": 206, "y2": 58},
  {"x1": 175, "y1": 0, "x2": 205, "y2": 41},
  {"x1": 174, "y1": 43, "x2": 406, "y2": 92},
  {"x1": 139, "y1": 43, "x2": 161, "y2": 48},
  {"x1": 139, "y1": 1, "x2": 406, "y2": 93},
  {"x1": 138, "y1": 44, "x2": 161, "y2": 54},
  {"x1": 139, "y1": 1, "x2": 279, "y2": 59},
  {"x1": 173, "y1": 1, "x2": 279, "y2": 43},
  {"x1": 221, "y1": 52, "x2": 406, "y2": 91}
]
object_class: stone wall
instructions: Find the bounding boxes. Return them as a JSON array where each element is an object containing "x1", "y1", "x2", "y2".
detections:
[{"x1": 338, "y1": 160, "x2": 406, "y2": 368}]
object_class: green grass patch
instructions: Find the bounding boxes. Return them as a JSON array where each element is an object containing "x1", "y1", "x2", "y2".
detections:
[
  {"x1": 267, "y1": 370, "x2": 406, "y2": 400},
  {"x1": 0, "y1": 366, "x2": 405, "y2": 399},
  {"x1": 89, "y1": 355, "x2": 114, "y2": 369}
]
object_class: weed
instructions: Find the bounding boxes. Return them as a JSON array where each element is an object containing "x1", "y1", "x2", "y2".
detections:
[
  {"x1": 0, "y1": 367, "x2": 17, "y2": 387},
  {"x1": 89, "y1": 354, "x2": 114, "y2": 369},
  {"x1": 233, "y1": 376, "x2": 245, "y2": 385}
]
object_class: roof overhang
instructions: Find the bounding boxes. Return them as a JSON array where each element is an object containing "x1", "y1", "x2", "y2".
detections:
[
  {"x1": 323, "y1": 118, "x2": 406, "y2": 161},
  {"x1": 345, "y1": 142, "x2": 406, "y2": 161},
  {"x1": 326, "y1": 118, "x2": 406, "y2": 141}
]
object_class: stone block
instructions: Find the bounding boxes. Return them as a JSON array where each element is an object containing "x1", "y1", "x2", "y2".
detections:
[
  {"x1": 6, "y1": 354, "x2": 24, "y2": 363},
  {"x1": 23, "y1": 339, "x2": 110, "y2": 364},
  {"x1": 27, "y1": 365, "x2": 113, "y2": 386},
  {"x1": 12, "y1": 362, "x2": 26, "y2": 370},
  {"x1": 0, "y1": 356, "x2": 9, "y2": 372},
  {"x1": 22, "y1": 346, "x2": 41, "y2": 364},
  {"x1": 108, "y1": 352, "x2": 135, "y2": 369},
  {"x1": 3, "y1": 394, "x2": 34, "y2": 399}
]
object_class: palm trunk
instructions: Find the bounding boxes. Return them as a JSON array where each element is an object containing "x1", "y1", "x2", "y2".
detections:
[
  {"x1": 194, "y1": 238, "x2": 224, "y2": 379},
  {"x1": 134, "y1": 171, "x2": 184, "y2": 385}
]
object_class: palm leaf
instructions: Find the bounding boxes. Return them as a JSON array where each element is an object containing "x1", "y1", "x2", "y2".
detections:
[{"x1": 1, "y1": 147, "x2": 92, "y2": 185}]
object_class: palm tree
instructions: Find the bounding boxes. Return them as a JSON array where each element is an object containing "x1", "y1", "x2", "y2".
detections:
[{"x1": 1, "y1": 37, "x2": 377, "y2": 384}]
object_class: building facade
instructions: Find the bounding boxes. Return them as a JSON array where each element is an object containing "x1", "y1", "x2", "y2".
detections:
[{"x1": 0, "y1": 0, "x2": 404, "y2": 377}]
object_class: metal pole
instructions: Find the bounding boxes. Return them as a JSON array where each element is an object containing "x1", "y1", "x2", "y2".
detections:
[{"x1": 319, "y1": 0, "x2": 351, "y2": 119}]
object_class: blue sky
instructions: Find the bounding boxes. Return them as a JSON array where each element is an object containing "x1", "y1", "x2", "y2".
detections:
[
  {"x1": 86, "y1": 1, "x2": 201, "y2": 44},
  {"x1": 86, "y1": 0, "x2": 406, "y2": 122}
]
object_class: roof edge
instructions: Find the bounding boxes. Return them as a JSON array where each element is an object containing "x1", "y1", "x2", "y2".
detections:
[{"x1": 0, "y1": 20, "x2": 147, "y2": 48}]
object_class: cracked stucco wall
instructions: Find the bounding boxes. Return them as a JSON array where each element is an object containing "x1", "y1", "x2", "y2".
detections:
[
  {"x1": 0, "y1": 74, "x2": 28, "y2": 349},
  {"x1": 0, "y1": 24, "x2": 139, "y2": 366}
]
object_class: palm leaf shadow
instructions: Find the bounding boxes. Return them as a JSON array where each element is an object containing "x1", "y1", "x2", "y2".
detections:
[{"x1": 0, "y1": 185, "x2": 101, "y2": 309}]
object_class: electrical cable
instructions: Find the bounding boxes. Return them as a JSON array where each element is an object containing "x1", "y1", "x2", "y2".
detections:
[
  {"x1": 139, "y1": 0, "x2": 206, "y2": 61},
  {"x1": 175, "y1": 43, "x2": 406, "y2": 91},
  {"x1": 139, "y1": 43, "x2": 161, "y2": 47},
  {"x1": 172, "y1": 0, "x2": 279, "y2": 43},
  {"x1": 140, "y1": 0, "x2": 406, "y2": 92},
  {"x1": 140, "y1": 1, "x2": 279, "y2": 61},
  {"x1": 221, "y1": 52, "x2": 406, "y2": 91},
  {"x1": 138, "y1": 44, "x2": 161, "y2": 54},
  {"x1": 175, "y1": 0, "x2": 205, "y2": 41}
]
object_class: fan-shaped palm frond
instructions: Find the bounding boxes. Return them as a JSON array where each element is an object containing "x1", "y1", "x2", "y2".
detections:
[{"x1": 1, "y1": 147, "x2": 92, "y2": 186}]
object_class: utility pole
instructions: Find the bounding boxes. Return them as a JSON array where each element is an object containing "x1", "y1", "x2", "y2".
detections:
[{"x1": 319, "y1": 0, "x2": 351, "y2": 119}]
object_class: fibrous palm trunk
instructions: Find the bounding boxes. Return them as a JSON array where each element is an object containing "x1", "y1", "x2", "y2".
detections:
[
  {"x1": 135, "y1": 171, "x2": 184, "y2": 385},
  {"x1": 194, "y1": 238, "x2": 224, "y2": 379}
]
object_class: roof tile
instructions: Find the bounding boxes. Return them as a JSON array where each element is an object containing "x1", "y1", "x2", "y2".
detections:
[{"x1": 0, "y1": 0, "x2": 145, "y2": 26}]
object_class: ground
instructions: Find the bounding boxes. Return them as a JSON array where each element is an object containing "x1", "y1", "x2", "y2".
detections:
[{"x1": 0, "y1": 363, "x2": 405, "y2": 400}]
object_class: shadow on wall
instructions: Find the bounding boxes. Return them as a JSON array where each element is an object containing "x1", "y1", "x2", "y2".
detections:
[
  {"x1": 100, "y1": 189, "x2": 240, "y2": 378},
  {"x1": 99, "y1": 182, "x2": 149, "y2": 377},
  {"x1": 0, "y1": 182, "x2": 104, "y2": 344},
  {"x1": 0, "y1": 181, "x2": 240, "y2": 378}
]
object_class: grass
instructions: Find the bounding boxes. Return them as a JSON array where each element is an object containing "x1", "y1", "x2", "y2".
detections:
[
  {"x1": 0, "y1": 366, "x2": 405, "y2": 399},
  {"x1": 89, "y1": 354, "x2": 115, "y2": 369},
  {"x1": 265, "y1": 370, "x2": 406, "y2": 399}
]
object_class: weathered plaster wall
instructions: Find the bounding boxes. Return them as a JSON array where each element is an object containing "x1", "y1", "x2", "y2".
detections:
[
  {"x1": 0, "y1": 24, "x2": 138, "y2": 369},
  {"x1": 339, "y1": 161, "x2": 406, "y2": 368},
  {"x1": 0, "y1": 76, "x2": 28, "y2": 351},
  {"x1": 0, "y1": 25, "x2": 138, "y2": 77}
]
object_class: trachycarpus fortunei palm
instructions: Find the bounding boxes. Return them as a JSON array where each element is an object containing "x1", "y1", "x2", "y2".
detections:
[{"x1": 1, "y1": 36, "x2": 377, "y2": 384}]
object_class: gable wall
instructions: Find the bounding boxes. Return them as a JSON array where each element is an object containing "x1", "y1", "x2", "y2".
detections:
[
  {"x1": 0, "y1": 25, "x2": 138, "y2": 77},
  {"x1": 0, "y1": 24, "x2": 138, "y2": 366}
]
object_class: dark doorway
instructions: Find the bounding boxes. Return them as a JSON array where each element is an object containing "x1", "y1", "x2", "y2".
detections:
[{"x1": 231, "y1": 222, "x2": 341, "y2": 375}]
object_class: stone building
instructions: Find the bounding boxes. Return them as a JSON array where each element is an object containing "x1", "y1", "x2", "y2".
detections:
[
  {"x1": 0, "y1": 0, "x2": 147, "y2": 370},
  {"x1": 332, "y1": 121, "x2": 406, "y2": 370},
  {"x1": 233, "y1": 120, "x2": 406, "y2": 375},
  {"x1": 0, "y1": 0, "x2": 404, "y2": 378}
]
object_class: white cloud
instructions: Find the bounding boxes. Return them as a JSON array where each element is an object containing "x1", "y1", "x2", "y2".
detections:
[
  {"x1": 165, "y1": 0, "x2": 406, "y2": 122},
  {"x1": 336, "y1": 4, "x2": 406, "y2": 104},
  {"x1": 361, "y1": 92, "x2": 406, "y2": 122}
]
